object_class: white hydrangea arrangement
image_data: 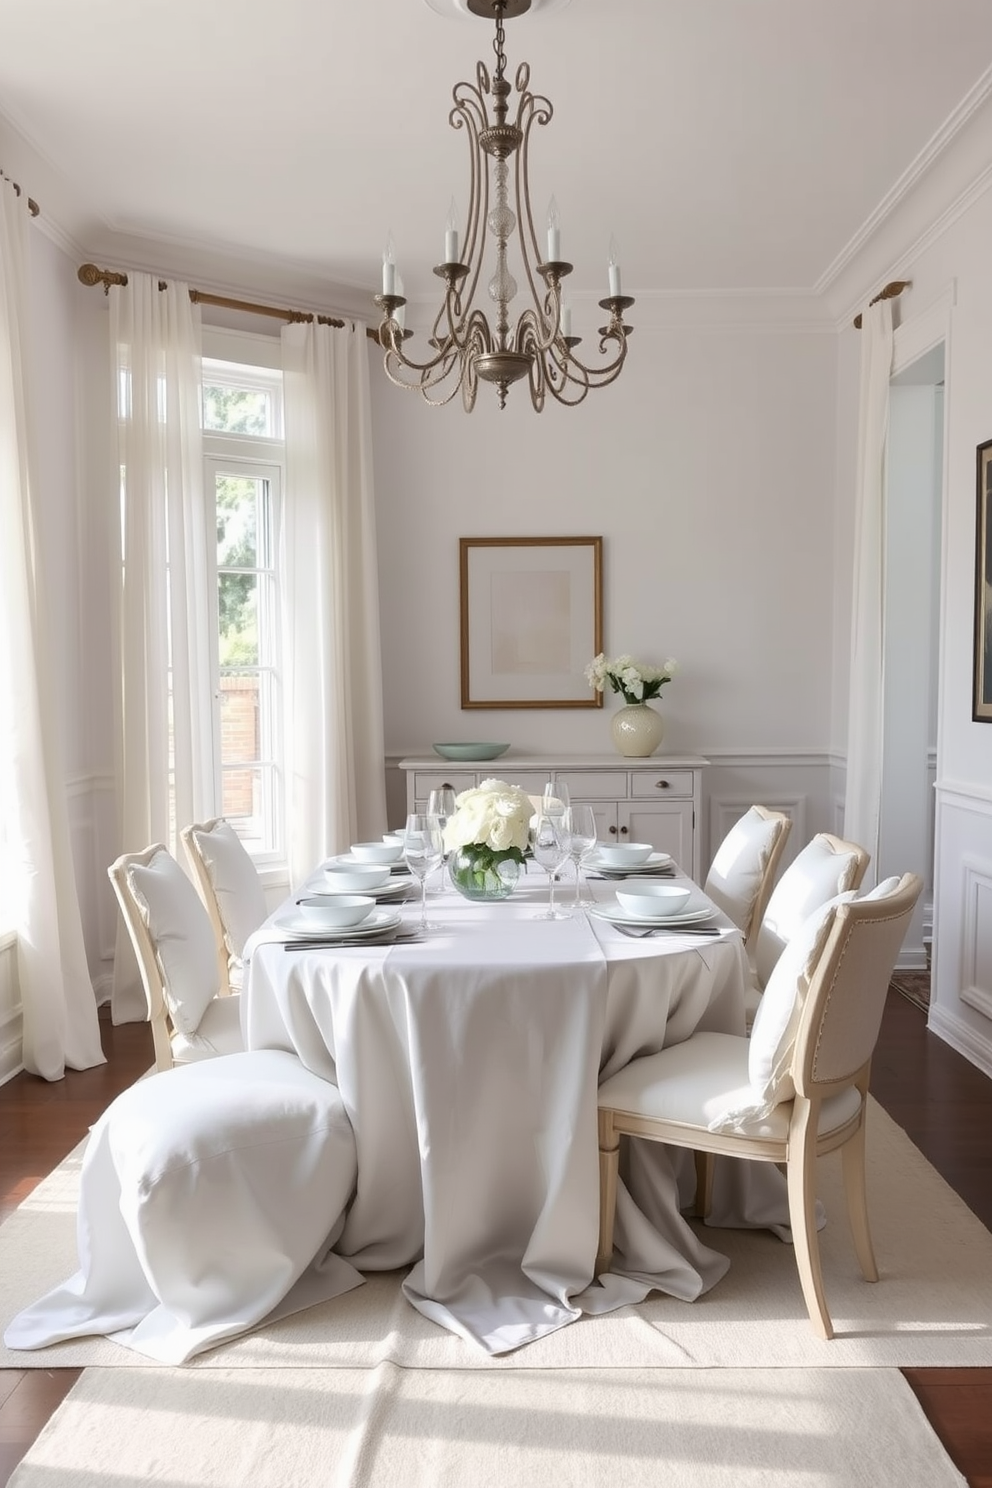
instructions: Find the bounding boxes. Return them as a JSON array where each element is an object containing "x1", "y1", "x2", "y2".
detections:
[
  {"x1": 584, "y1": 652, "x2": 679, "y2": 705},
  {"x1": 442, "y1": 778, "x2": 532, "y2": 859}
]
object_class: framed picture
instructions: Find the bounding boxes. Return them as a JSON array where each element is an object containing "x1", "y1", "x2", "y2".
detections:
[
  {"x1": 975, "y1": 439, "x2": 992, "y2": 722},
  {"x1": 459, "y1": 536, "x2": 603, "y2": 709}
]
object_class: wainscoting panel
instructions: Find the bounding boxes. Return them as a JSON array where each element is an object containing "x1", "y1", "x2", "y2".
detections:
[{"x1": 929, "y1": 785, "x2": 992, "y2": 1079}]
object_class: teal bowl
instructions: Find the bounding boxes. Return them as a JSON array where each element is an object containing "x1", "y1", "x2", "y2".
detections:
[{"x1": 432, "y1": 743, "x2": 510, "y2": 762}]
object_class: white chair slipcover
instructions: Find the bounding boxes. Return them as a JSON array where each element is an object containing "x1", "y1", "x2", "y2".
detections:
[{"x1": 4, "y1": 1050, "x2": 363, "y2": 1363}]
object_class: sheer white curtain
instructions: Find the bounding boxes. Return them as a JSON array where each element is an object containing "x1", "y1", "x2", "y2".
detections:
[
  {"x1": 281, "y1": 321, "x2": 386, "y2": 886},
  {"x1": 109, "y1": 273, "x2": 215, "y2": 1021},
  {"x1": 0, "y1": 180, "x2": 104, "y2": 1076},
  {"x1": 843, "y1": 298, "x2": 894, "y2": 878}
]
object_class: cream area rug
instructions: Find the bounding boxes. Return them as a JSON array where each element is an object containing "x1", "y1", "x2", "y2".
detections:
[
  {"x1": 2, "y1": 1100, "x2": 991, "y2": 1371},
  {"x1": 8, "y1": 1365, "x2": 967, "y2": 1487}
]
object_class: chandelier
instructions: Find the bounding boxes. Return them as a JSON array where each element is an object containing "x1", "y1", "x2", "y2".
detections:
[{"x1": 373, "y1": 0, "x2": 634, "y2": 412}]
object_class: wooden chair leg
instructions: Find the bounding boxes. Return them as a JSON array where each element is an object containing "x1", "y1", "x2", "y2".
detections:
[
  {"x1": 693, "y1": 1149, "x2": 714, "y2": 1218},
  {"x1": 840, "y1": 1117, "x2": 878, "y2": 1282},
  {"x1": 786, "y1": 1098, "x2": 833, "y2": 1341},
  {"x1": 597, "y1": 1110, "x2": 620, "y2": 1274}
]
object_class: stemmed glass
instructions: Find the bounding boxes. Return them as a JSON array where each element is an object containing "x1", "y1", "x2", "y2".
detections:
[
  {"x1": 541, "y1": 782, "x2": 569, "y2": 891},
  {"x1": 530, "y1": 812, "x2": 571, "y2": 920},
  {"x1": 564, "y1": 804, "x2": 598, "y2": 909},
  {"x1": 402, "y1": 813, "x2": 444, "y2": 933},
  {"x1": 427, "y1": 787, "x2": 457, "y2": 890},
  {"x1": 542, "y1": 780, "x2": 570, "y2": 820}
]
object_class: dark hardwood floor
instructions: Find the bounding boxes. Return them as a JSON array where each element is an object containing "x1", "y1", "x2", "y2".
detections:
[{"x1": 1, "y1": 994, "x2": 991, "y2": 1486}]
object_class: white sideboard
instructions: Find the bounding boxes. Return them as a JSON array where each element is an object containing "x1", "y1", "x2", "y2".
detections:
[{"x1": 398, "y1": 753, "x2": 707, "y2": 880}]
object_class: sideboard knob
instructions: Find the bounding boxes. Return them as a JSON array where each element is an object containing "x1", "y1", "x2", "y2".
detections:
[{"x1": 654, "y1": 779, "x2": 670, "y2": 790}]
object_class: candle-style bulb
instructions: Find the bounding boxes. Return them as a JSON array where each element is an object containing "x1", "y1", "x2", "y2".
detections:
[
  {"x1": 394, "y1": 273, "x2": 406, "y2": 331},
  {"x1": 608, "y1": 235, "x2": 621, "y2": 298},
  {"x1": 547, "y1": 196, "x2": 561, "y2": 262},
  {"x1": 382, "y1": 232, "x2": 397, "y2": 296},
  {"x1": 445, "y1": 198, "x2": 459, "y2": 264},
  {"x1": 559, "y1": 297, "x2": 572, "y2": 339}
]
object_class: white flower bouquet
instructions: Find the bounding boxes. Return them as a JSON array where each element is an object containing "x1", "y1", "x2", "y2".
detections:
[
  {"x1": 442, "y1": 777, "x2": 532, "y2": 898},
  {"x1": 584, "y1": 652, "x2": 679, "y2": 705}
]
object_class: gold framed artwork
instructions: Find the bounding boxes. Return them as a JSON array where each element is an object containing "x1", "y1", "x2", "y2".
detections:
[
  {"x1": 459, "y1": 536, "x2": 603, "y2": 709},
  {"x1": 974, "y1": 439, "x2": 992, "y2": 722}
]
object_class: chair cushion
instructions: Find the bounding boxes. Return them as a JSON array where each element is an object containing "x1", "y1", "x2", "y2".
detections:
[
  {"x1": 747, "y1": 891, "x2": 855, "y2": 1114},
  {"x1": 126, "y1": 852, "x2": 220, "y2": 1036},
  {"x1": 4, "y1": 1050, "x2": 362, "y2": 1364},
  {"x1": 191, "y1": 820, "x2": 267, "y2": 959},
  {"x1": 596, "y1": 1030, "x2": 863, "y2": 1142},
  {"x1": 704, "y1": 807, "x2": 780, "y2": 933},
  {"x1": 170, "y1": 993, "x2": 244, "y2": 1063},
  {"x1": 753, "y1": 836, "x2": 864, "y2": 988}
]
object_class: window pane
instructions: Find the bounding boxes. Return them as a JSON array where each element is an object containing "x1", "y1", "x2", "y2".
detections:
[
  {"x1": 218, "y1": 579, "x2": 258, "y2": 667},
  {"x1": 203, "y1": 383, "x2": 270, "y2": 435},
  {"x1": 216, "y1": 475, "x2": 259, "y2": 567}
]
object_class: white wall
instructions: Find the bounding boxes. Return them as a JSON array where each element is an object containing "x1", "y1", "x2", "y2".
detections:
[{"x1": 371, "y1": 324, "x2": 838, "y2": 762}]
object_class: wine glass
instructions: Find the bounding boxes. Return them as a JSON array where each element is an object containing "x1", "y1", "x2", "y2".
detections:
[
  {"x1": 529, "y1": 812, "x2": 571, "y2": 920},
  {"x1": 542, "y1": 780, "x2": 570, "y2": 819},
  {"x1": 541, "y1": 782, "x2": 569, "y2": 890},
  {"x1": 427, "y1": 786, "x2": 457, "y2": 889},
  {"x1": 564, "y1": 804, "x2": 598, "y2": 909},
  {"x1": 402, "y1": 813, "x2": 444, "y2": 933}
]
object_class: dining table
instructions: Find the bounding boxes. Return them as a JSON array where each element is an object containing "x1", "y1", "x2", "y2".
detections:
[{"x1": 241, "y1": 856, "x2": 792, "y2": 1355}]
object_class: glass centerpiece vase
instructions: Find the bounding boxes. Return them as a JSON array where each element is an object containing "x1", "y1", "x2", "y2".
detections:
[{"x1": 442, "y1": 778, "x2": 532, "y2": 903}]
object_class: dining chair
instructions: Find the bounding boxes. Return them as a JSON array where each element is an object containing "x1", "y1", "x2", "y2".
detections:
[
  {"x1": 703, "y1": 805, "x2": 792, "y2": 948},
  {"x1": 180, "y1": 817, "x2": 268, "y2": 994},
  {"x1": 4, "y1": 1049, "x2": 360, "y2": 1364},
  {"x1": 746, "y1": 831, "x2": 870, "y2": 1025},
  {"x1": 596, "y1": 871, "x2": 922, "y2": 1339},
  {"x1": 108, "y1": 844, "x2": 245, "y2": 1072}
]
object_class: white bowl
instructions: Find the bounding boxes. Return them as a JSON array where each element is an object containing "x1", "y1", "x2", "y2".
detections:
[
  {"x1": 322, "y1": 863, "x2": 391, "y2": 893},
  {"x1": 296, "y1": 894, "x2": 375, "y2": 928},
  {"x1": 594, "y1": 842, "x2": 654, "y2": 868},
  {"x1": 615, "y1": 883, "x2": 693, "y2": 919},
  {"x1": 350, "y1": 840, "x2": 405, "y2": 865},
  {"x1": 382, "y1": 832, "x2": 405, "y2": 847}
]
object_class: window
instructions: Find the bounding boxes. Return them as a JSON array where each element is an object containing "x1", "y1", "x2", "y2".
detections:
[{"x1": 201, "y1": 341, "x2": 285, "y2": 862}]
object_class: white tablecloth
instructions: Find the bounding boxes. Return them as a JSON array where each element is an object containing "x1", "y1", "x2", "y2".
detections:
[{"x1": 243, "y1": 866, "x2": 792, "y2": 1354}]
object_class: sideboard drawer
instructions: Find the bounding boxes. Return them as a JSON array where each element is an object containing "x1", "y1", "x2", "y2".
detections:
[
  {"x1": 496, "y1": 771, "x2": 551, "y2": 794},
  {"x1": 412, "y1": 769, "x2": 475, "y2": 799},
  {"x1": 555, "y1": 771, "x2": 622, "y2": 800},
  {"x1": 629, "y1": 769, "x2": 694, "y2": 799}
]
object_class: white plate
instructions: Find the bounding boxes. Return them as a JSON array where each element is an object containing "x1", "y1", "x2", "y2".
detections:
[
  {"x1": 327, "y1": 852, "x2": 407, "y2": 872},
  {"x1": 589, "y1": 901, "x2": 717, "y2": 929},
  {"x1": 279, "y1": 908, "x2": 402, "y2": 940},
  {"x1": 586, "y1": 851, "x2": 674, "y2": 874},
  {"x1": 311, "y1": 876, "x2": 414, "y2": 898}
]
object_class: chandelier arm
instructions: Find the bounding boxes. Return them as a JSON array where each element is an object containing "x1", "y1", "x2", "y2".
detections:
[
  {"x1": 515, "y1": 87, "x2": 554, "y2": 309},
  {"x1": 451, "y1": 81, "x2": 488, "y2": 297}
]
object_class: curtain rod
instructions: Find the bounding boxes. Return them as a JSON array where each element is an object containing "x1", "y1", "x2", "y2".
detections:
[
  {"x1": 77, "y1": 262, "x2": 379, "y2": 341},
  {"x1": 853, "y1": 280, "x2": 911, "y2": 329},
  {"x1": 1, "y1": 170, "x2": 40, "y2": 216}
]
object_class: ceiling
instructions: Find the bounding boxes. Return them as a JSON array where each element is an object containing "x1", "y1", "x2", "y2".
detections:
[{"x1": 2, "y1": 0, "x2": 992, "y2": 318}]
